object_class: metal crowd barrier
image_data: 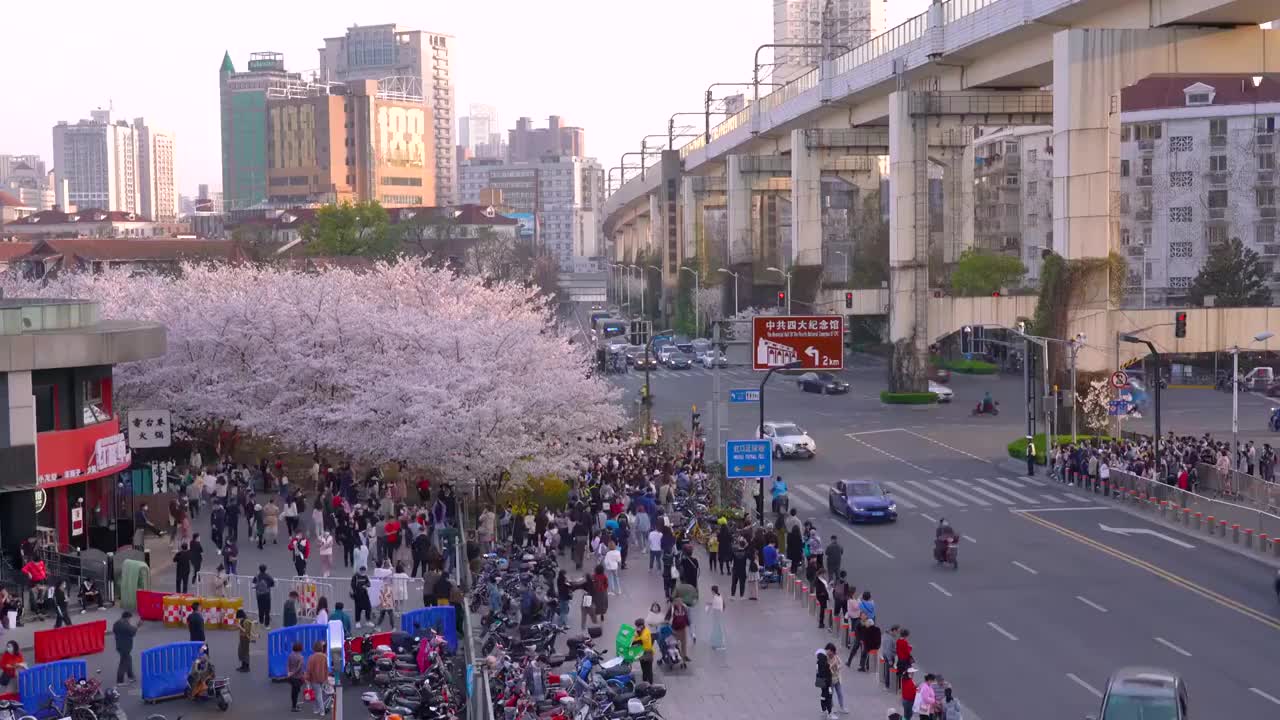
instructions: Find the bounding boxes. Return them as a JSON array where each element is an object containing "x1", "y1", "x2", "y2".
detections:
[
  {"x1": 193, "y1": 571, "x2": 339, "y2": 619},
  {"x1": 1096, "y1": 469, "x2": 1280, "y2": 545},
  {"x1": 1194, "y1": 463, "x2": 1280, "y2": 514}
]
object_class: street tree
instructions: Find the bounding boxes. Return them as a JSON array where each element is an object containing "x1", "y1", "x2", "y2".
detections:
[
  {"x1": 301, "y1": 201, "x2": 397, "y2": 258},
  {"x1": 2, "y1": 260, "x2": 622, "y2": 485},
  {"x1": 1187, "y1": 236, "x2": 1271, "y2": 307},
  {"x1": 949, "y1": 249, "x2": 1027, "y2": 296}
]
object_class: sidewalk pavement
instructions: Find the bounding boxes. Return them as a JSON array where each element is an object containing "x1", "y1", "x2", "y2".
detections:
[{"x1": 569, "y1": 553, "x2": 899, "y2": 720}]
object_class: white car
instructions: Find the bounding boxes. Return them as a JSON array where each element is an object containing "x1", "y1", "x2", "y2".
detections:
[
  {"x1": 699, "y1": 349, "x2": 728, "y2": 368},
  {"x1": 929, "y1": 380, "x2": 954, "y2": 403},
  {"x1": 760, "y1": 421, "x2": 817, "y2": 459}
]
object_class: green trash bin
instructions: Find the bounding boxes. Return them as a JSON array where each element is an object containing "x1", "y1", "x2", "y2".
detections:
[{"x1": 614, "y1": 624, "x2": 643, "y2": 663}]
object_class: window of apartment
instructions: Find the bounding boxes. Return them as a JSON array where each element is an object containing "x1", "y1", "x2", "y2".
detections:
[
  {"x1": 1027, "y1": 180, "x2": 1037, "y2": 196},
  {"x1": 1142, "y1": 227, "x2": 1153, "y2": 246},
  {"x1": 1169, "y1": 206, "x2": 1193, "y2": 223},
  {"x1": 1169, "y1": 276, "x2": 1193, "y2": 290},
  {"x1": 1121, "y1": 160, "x2": 1130, "y2": 177},
  {"x1": 1207, "y1": 224, "x2": 1229, "y2": 245},
  {"x1": 1121, "y1": 125, "x2": 1132, "y2": 142},
  {"x1": 1260, "y1": 153, "x2": 1277, "y2": 171},
  {"x1": 1005, "y1": 173, "x2": 1019, "y2": 186},
  {"x1": 1170, "y1": 241, "x2": 1194, "y2": 258},
  {"x1": 1120, "y1": 193, "x2": 1131, "y2": 213},
  {"x1": 1121, "y1": 228, "x2": 1132, "y2": 245},
  {"x1": 1005, "y1": 141, "x2": 1019, "y2": 154},
  {"x1": 1257, "y1": 224, "x2": 1276, "y2": 244},
  {"x1": 1208, "y1": 190, "x2": 1229, "y2": 209},
  {"x1": 1169, "y1": 136, "x2": 1193, "y2": 153},
  {"x1": 1259, "y1": 187, "x2": 1277, "y2": 207},
  {"x1": 1140, "y1": 158, "x2": 1153, "y2": 176},
  {"x1": 1210, "y1": 155, "x2": 1228, "y2": 173},
  {"x1": 1259, "y1": 117, "x2": 1277, "y2": 133},
  {"x1": 1140, "y1": 190, "x2": 1153, "y2": 209},
  {"x1": 1028, "y1": 213, "x2": 1039, "y2": 227},
  {"x1": 81, "y1": 377, "x2": 110, "y2": 426},
  {"x1": 1186, "y1": 92, "x2": 1212, "y2": 106},
  {"x1": 1210, "y1": 118, "x2": 1228, "y2": 137},
  {"x1": 1028, "y1": 149, "x2": 1037, "y2": 163},
  {"x1": 1170, "y1": 171, "x2": 1193, "y2": 188},
  {"x1": 1146, "y1": 262, "x2": 1154, "y2": 280}
]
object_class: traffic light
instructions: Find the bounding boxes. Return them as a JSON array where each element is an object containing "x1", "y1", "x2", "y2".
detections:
[
  {"x1": 777, "y1": 290, "x2": 786, "y2": 308},
  {"x1": 1175, "y1": 311, "x2": 1187, "y2": 338},
  {"x1": 991, "y1": 290, "x2": 1002, "y2": 298},
  {"x1": 845, "y1": 291, "x2": 853, "y2": 309}
]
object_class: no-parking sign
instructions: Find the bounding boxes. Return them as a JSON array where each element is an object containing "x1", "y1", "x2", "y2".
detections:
[{"x1": 1110, "y1": 371, "x2": 1129, "y2": 389}]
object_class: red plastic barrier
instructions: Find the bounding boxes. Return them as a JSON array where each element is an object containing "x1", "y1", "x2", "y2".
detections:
[
  {"x1": 345, "y1": 631, "x2": 393, "y2": 656},
  {"x1": 136, "y1": 590, "x2": 170, "y2": 621},
  {"x1": 34, "y1": 619, "x2": 107, "y2": 664}
]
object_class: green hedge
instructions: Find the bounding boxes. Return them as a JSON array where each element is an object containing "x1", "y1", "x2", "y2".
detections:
[
  {"x1": 1007, "y1": 434, "x2": 1110, "y2": 465},
  {"x1": 937, "y1": 357, "x2": 999, "y2": 375},
  {"x1": 880, "y1": 391, "x2": 939, "y2": 405}
]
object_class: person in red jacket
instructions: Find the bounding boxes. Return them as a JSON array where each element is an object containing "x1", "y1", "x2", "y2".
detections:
[
  {"x1": 895, "y1": 627, "x2": 913, "y2": 676},
  {"x1": 900, "y1": 668, "x2": 918, "y2": 720}
]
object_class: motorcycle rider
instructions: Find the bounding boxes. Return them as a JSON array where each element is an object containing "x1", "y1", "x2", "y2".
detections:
[
  {"x1": 933, "y1": 518, "x2": 959, "y2": 563},
  {"x1": 186, "y1": 644, "x2": 215, "y2": 699},
  {"x1": 1270, "y1": 407, "x2": 1280, "y2": 432},
  {"x1": 981, "y1": 391, "x2": 995, "y2": 414},
  {"x1": 771, "y1": 476, "x2": 789, "y2": 514}
]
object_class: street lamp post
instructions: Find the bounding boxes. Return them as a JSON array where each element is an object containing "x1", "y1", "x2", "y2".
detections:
[
  {"x1": 681, "y1": 266, "x2": 701, "y2": 337},
  {"x1": 1229, "y1": 331, "x2": 1274, "y2": 470},
  {"x1": 757, "y1": 360, "x2": 804, "y2": 523},
  {"x1": 766, "y1": 266, "x2": 792, "y2": 314},
  {"x1": 717, "y1": 267, "x2": 740, "y2": 317}
]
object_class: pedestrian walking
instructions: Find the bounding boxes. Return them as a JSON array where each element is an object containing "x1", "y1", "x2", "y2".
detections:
[
  {"x1": 941, "y1": 687, "x2": 963, "y2": 720},
  {"x1": 913, "y1": 673, "x2": 939, "y2": 719},
  {"x1": 816, "y1": 645, "x2": 835, "y2": 720},
  {"x1": 729, "y1": 541, "x2": 748, "y2": 598},
  {"x1": 902, "y1": 668, "x2": 918, "y2": 720},
  {"x1": 286, "y1": 641, "x2": 305, "y2": 712},
  {"x1": 53, "y1": 581, "x2": 72, "y2": 628},
  {"x1": 555, "y1": 570, "x2": 572, "y2": 628},
  {"x1": 174, "y1": 543, "x2": 192, "y2": 594},
  {"x1": 283, "y1": 590, "x2": 300, "y2": 627},
  {"x1": 253, "y1": 564, "x2": 275, "y2": 626},
  {"x1": 825, "y1": 643, "x2": 847, "y2": 714},
  {"x1": 190, "y1": 533, "x2": 204, "y2": 577},
  {"x1": 815, "y1": 576, "x2": 830, "y2": 629},
  {"x1": 112, "y1": 612, "x2": 138, "y2": 684},
  {"x1": 826, "y1": 535, "x2": 843, "y2": 581},
  {"x1": 747, "y1": 554, "x2": 760, "y2": 600},
  {"x1": 631, "y1": 618, "x2": 655, "y2": 684},
  {"x1": 304, "y1": 639, "x2": 329, "y2": 714},
  {"x1": 289, "y1": 532, "x2": 310, "y2": 577},
  {"x1": 375, "y1": 577, "x2": 396, "y2": 629},
  {"x1": 667, "y1": 597, "x2": 691, "y2": 662},
  {"x1": 604, "y1": 541, "x2": 623, "y2": 595},
  {"x1": 188, "y1": 602, "x2": 206, "y2": 642},
  {"x1": 705, "y1": 585, "x2": 725, "y2": 650},
  {"x1": 236, "y1": 609, "x2": 256, "y2": 672},
  {"x1": 317, "y1": 531, "x2": 335, "y2": 577},
  {"x1": 313, "y1": 597, "x2": 329, "y2": 627},
  {"x1": 860, "y1": 617, "x2": 882, "y2": 672},
  {"x1": 351, "y1": 567, "x2": 373, "y2": 628}
]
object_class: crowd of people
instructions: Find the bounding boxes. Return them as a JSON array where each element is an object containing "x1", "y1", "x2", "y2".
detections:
[{"x1": 1048, "y1": 431, "x2": 1276, "y2": 492}]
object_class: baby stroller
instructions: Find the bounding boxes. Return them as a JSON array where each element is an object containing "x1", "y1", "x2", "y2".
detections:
[
  {"x1": 656, "y1": 624, "x2": 685, "y2": 670},
  {"x1": 759, "y1": 564, "x2": 782, "y2": 589}
]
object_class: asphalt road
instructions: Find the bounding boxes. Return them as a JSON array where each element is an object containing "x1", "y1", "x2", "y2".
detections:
[{"x1": 606, "y1": 360, "x2": 1280, "y2": 718}]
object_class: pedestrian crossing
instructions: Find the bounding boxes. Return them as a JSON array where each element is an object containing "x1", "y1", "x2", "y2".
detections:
[
  {"x1": 610, "y1": 367, "x2": 762, "y2": 383},
  {"x1": 786, "y1": 475, "x2": 1085, "y2": 512}
]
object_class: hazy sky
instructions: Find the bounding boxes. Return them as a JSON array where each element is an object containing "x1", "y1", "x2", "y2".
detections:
[{"x1": 4, "y1": 0, "x2": 931, "y2": 197}]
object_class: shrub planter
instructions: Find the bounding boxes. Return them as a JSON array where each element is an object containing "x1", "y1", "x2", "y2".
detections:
[
  {"x1": 937, "y1": 358, "x2": 999, "y2": 375},
  {"x1": 1007, "y1": 433, "x2": 1111, "y2": 465},
  {"x1": 880, "y1": 391, "x2": 939, "y2": 405}
]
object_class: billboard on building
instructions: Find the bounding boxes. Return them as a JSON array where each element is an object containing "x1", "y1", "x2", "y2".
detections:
[{"x1": 508, "y1": 212, "x2": 536, "y2": 241}]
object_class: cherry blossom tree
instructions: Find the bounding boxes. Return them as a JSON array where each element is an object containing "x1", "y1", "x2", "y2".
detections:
[{"x1": 2, "y1": 260, "x2": 624, "y2": 484}]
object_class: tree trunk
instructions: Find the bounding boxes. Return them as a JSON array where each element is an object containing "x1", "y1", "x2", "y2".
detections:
[{"x1": 888, "y1": 337, "x2": 927, "y2": 393}]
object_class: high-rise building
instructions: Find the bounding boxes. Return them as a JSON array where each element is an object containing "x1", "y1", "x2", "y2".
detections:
[
  {"x1": 264, "y1": 79, "x2": 434, "y2": 207},
  {"x1": 135, "y1": 119, "x2": 178, "y2": 222},
  {"x1": 53, "y1": 109, "x2": 142, "y2": 214},
  {"x1": 459, "y1": 155, "x2": 604, "y2": 270},
  {"x1": 508, "y1": 116, "x2": 586, "y2": 162},
  {"x1": 772, "y1": 0, "x2": 887, "y2": 84},
  {"x1": 220, "y1": 51, "x2": 309, "y2": 212},
  {"x1": 460, "y1": 104, "x2": 498, "y2": 152},
  {"x1": 1, "y1": 156, "x2": 54, "y2": 211},
  {"x1": 969, "y1": 126, "x2": 1055, "y2": 283},
  {"x1": 0, "y1": 155, "x2": 45, "y2": 187},
  {"x1": 319, "y1": 24, "x2": 456, "y2": 205}
]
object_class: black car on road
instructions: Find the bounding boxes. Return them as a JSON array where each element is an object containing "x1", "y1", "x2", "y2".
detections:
[{"x1": 797, "y1": 372, "x2": 849, "y2": 394}]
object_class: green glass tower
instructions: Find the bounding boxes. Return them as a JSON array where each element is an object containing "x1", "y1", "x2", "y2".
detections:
[{"x1": 219, "y1": 51, "x2": 297, "y2": 212}]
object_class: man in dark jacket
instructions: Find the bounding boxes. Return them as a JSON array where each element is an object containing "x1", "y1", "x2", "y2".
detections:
[
  {"x1": 411, "y1": 531, "x2": 431, "y2": 578},
  {"x1": 252, "y1": 564, "x2": 275, "y2": 626},
  {"x1": 187, "y1": 602, "x2": 206, "y2": 642},
  {"x1": 173, "y1": 543, "x2": 192, "y2": 594},
  {"x1": 282, "y1": 590, "x2": 299, "y2": 627},
  {"x1": 677, "y1": 544, "x2": 699, "y2": 588},
  {"x1": 351, "y1": 568, "x2": 372, "y2": 628},
  {"x1": 826, "y1": 535, "x2": 844, "y2": 582},
  {"x1": 113, "y1": 611, "x2": 139, "y2": 683}
]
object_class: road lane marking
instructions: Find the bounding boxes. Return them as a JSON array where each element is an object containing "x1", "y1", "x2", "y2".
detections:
[
  {"x1": 906, "y1": 480, "x2": 969, "y2": 506},
  {"x1": 1066, "y1": 673, "x2": 1103, "y2": 698},
  {"x1": 949, "y1": 478, "x2": 1015, "y2": 505},
  {"x1": 793, "y1": 485, "x2": 830, "y2": 508},
  {"x1": 993, "y1": 475, "x2": 1028, "y2": 488},
  {"x1": 1012, "y1": 506, "x2": 1106, "y2": 512},
  {"x1": 974, "y1": 478, "x2": 1038, "y2": 504},
  {"x1": 963, "y1": 535, "x2": 977, "y2": 543},
  {"x1": 834, "y1": 524, "x2": 896, "y2": 560},
  {"x1": 883, "y1": 481, "x2": 942, "y2": 508},
  {"x1": 1038, "y1": 494, "x2": 1066, "y2": 504},
  {"x1": 845, "y1": 428, "x2": 907, "y2": 436},
  {"x1": 920, "y1": 513, "x2": 937, "y2": 523},
  {"x1": 1154, "y1": 637, "x2": 1192, "y2": 657},
  {"x1": 929, "y1": 582, "x2": 952, "y2": 597},
  {"x1": 901, "y1": 429, "x2": 989, "y2": 463},
  {"x1": 987, "y1": 621, "x2": 1019, "y2": 641},
  {"x1": 846, "y1": 436, "x2": 932, "y2": 473},
  {"x1": 1012, "y1": 561, "x2": 1039, "y2": 575},
  {"x1": 1249, "y1": 688, "x2": 1280, "y2": 706},
  {"x1": 1019, "y1": 511, "x2": 1280, "y2": 632},
  {"x1": 1076, "y1": 595, "x2": 1108, "y2": 613},
  {"x1": 931, "y1": 479, "x2": 991, "y2": 506}
]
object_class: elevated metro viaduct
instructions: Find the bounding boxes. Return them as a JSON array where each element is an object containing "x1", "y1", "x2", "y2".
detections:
[{"x1": 602, "y1": 0, "x2": 1279, "y2": 385}]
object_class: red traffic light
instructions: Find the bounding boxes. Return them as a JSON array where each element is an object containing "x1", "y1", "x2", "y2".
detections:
[{"x1": 991, "y1": 291, "x2": 1002, "y2": 297}]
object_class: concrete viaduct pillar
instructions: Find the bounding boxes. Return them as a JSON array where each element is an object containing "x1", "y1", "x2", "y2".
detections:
[
  {"x1": 1052, "y1": 26, "x2": 1280, "y2": 372},
  {"x1": 791, "y1": 128, "x2": 823, "y2": 267}
]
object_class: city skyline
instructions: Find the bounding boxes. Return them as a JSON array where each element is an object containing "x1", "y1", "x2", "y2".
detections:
[{"x1": 1, "y1": 0, "x2": 930, "y2": 198}]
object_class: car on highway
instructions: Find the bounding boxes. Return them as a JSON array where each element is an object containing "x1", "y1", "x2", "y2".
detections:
[
  {"x1": 633, "y1": 354, "x2": 658, "y2": 370},
  {"x1": 828, "y1": 479, "x2": 897, "y2": 523},
  {"x1": 699, "y1": 349, "x2": 728, "y2": 368},
  {"x1": 665, "y1": 352, "x2": 694, "y2": 369},
  {"x1": 1088, "y1": 667, "x2": 1187, "y2": 720},
  {"x1": 797, "y1": 372, "x2": 849, "y2": 395},
  {"x1": 623, "y1": 345, "x2": 646, "y2": 365},
  {"x1": 929, "y1": 380, "x2": 953, "y2": 403},
  {"x1": 656, "y1": 345, "x2": 680, "y2": 364},
  {"x1": 759, "y1": 421, "x2": 816, "y2": 459}
]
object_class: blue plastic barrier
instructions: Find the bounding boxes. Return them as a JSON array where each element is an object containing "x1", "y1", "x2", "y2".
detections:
[
  {"x1": 400, "y1": 606, "x2": 458, "y2": 653},
  {"x1": 141, "y1": 641, "x2": 204, "y2": 702},
  {"x1": 18, "y1": 659, "x2": 86, "y2": 719},
  {"x1": 267, "y1": 624, "x2": 328, "y2": 680}
]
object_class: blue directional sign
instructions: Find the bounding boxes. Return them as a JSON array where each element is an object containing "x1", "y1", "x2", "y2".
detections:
[
  {"x1": 729, "y1": 388, "x2": 760, "y2": 404},
  {"x1": 726, "y1": 439, "x2": 773, "y2": 479}
]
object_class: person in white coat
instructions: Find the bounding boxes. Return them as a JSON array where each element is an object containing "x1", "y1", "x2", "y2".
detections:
[
  {"x1": 316, "y1": 531, "x2": 335, "y2": 577},
  {"x1": 353, "y1": 538, "x2": 369, "y2": 576}
]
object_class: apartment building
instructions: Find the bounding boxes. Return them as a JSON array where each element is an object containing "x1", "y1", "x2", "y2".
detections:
[{"x1": 970, "y1": 126, "x2": 1055, "y2": 283}]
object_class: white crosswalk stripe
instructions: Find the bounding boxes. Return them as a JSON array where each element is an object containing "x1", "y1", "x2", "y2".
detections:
[
  {"x1": 905, "y1": 480, "x2": 972, "y2": 506},
  {"x1": 949, "y1": 478, "x2": 1020, "y2": 505},
  {"x1": 1038, "y1": 493, "x2": 1066, "y2": 504},
  {"x1": 883, "y1": 481, "x2": 941, "y2": 508},
  {"x1": 1016, "y1": 475, "x2": 1046, "y2": 487},
  {"x1": 793, "y1": 485, "x2": 830, "y2": 509},
  {"x1": 993, "y1": 475, "x2": 1029, "y2": 488},
  {"x1": 973, "y1": 477, "x2": 1039, "y2": 504}
]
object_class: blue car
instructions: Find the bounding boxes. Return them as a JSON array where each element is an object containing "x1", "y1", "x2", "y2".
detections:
[{"x1": 828, "y1": 479, "x2": 898, "y2": 523}]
